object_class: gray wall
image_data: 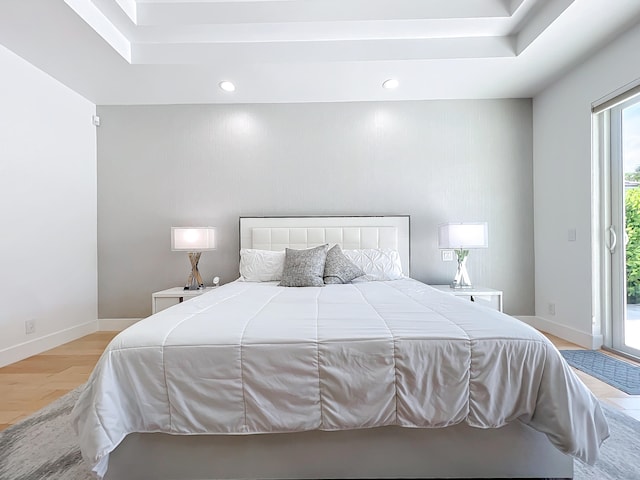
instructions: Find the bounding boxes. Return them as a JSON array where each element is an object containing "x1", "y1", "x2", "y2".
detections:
[{"x1": 97, "y1": 100, "x2": 533, "y2": 318}]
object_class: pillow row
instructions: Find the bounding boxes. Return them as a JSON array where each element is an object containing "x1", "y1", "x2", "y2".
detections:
[{"x1": 239, "y1": 245, "x2": 404, "y2": 285}]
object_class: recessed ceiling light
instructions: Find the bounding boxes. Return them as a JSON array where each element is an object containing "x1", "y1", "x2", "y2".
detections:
[
  {"x1": 219, "y1": 81, "x2": 235, "y2": 92},
  {"x1": 382, "y1": 79, "x2": 399, "y2": 90}
]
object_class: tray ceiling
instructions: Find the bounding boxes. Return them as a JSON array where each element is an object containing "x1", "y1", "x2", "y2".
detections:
[{"x1": 0, "y1": 0, "x2": 639, "y2": 104}]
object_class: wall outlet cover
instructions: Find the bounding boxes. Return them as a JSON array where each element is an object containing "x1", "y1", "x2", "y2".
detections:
[
  {"x1": 441, "y1": 250, "x2": 454, "y2": 262},
  {"x1": 25, "y1": 319, "x2": 36, "y2": 335}
]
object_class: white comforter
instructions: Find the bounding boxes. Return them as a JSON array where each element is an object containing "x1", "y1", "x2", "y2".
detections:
[{"x1": 73, "y1": 279, "x2": 609, "y2": 478}]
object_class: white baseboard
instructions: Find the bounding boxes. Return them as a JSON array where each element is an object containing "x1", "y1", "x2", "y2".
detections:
[
  {"x1": 0, "y1": 320, "x2": 98, "y2": 368},
  {"x1": 98, "y1": 318, "x2": 142, "y2": 331},
  {"x1": 515, "y1": 315, "x2": 603, "y2": 350}
]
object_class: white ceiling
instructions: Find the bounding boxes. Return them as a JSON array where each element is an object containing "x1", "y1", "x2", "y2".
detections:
[{"x1": 1, "y1": 0, "x2": 640, "y2": 105}]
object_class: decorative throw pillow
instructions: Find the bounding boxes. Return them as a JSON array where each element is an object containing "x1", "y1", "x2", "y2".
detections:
[
  {"x1": 323, "y1": 244, "x2": 365, "y2": 284},
  {"x1": 279, "y1": 244, "x2": 329, "y2": 287}
]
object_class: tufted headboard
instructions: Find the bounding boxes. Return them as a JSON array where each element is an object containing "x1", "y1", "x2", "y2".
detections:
[{"x1": 239, "y1": 216, "x2": 410, "y2": 276}]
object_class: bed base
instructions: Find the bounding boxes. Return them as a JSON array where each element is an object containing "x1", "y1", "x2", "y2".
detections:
[{"x1": 105, "y1": 422, "x2": 573, "y2": 479}]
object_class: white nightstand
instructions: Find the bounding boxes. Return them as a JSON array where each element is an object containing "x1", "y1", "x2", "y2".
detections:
[
  {"x1": 152, "y1": 287, "x2": 217, "y2": 314},
  {"x1": 430, "y1": 285, "x2": 503, "y2": 312}
]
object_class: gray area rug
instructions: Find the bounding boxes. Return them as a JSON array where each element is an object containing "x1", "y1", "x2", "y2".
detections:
[
  {"x1": 574, "y1": 403, "x2": 640, "y2": 479},
  {"x1": 560, "y1": 349, "x2": 640, "y2": 395},
  {"x1": 0, "y1": 386, "x2": 91, "y2": 480},
  {"x1": 1, "y1": 386, "x2": 639, "y2": 479}
]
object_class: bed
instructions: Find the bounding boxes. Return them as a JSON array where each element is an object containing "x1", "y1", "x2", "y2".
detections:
[{"x1": 73, "y1": 215, "x2": 609, "y2": 479}]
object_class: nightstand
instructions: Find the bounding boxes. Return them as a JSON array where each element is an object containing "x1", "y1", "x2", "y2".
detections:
[
  {"x1": 152, "y1": 287, "x2": 217, "y2": 314},
  {"x1": 430, "y1": 285, "x2": 503, "y2": 312}
]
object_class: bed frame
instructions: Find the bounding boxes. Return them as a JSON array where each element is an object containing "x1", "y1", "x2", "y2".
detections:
[{"x1": 105, "y1": 216, "x2": 572, "y2": 479}]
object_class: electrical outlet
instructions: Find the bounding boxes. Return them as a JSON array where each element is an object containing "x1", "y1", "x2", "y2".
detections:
[
  {"x1": 25, "y1": 319, "x2": 36, "y2": 335},
  {"x1": 441, "y1": 250, "x2": 454, "y2": 262},
  {"x1": 548, "y1": 303, "x2": 556, "y2": 316}
]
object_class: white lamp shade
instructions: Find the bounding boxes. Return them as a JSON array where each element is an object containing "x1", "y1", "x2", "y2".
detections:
[
  {"x1": 171, "y1": 227, "x2": 216, "y2": 251},
  {"x1": 438, "y1": 222, "x2": 488, "y2": 249}
]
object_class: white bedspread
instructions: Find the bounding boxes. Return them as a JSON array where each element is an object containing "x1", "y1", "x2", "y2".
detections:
[{"x1": 73, "y1": 279, "x2": 609, "y2": 478}]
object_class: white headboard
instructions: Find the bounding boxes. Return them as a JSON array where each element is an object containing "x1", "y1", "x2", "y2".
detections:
[{"x1": 239, "y1": 216, "x2": 410, "y2": 276}]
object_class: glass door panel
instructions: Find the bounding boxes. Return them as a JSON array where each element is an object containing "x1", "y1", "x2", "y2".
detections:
[{"x1": 612, "y1": 99, "x2": 640, "y2": 358}]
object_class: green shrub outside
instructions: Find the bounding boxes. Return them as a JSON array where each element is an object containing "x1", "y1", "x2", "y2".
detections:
[{"x1": 626, "y1": 186, "x2": 640, "y2": 303}]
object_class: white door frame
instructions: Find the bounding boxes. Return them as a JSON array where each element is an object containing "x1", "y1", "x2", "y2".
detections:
[{"x1": 599, "y1": 97, "x2": 640, "y2": 359}]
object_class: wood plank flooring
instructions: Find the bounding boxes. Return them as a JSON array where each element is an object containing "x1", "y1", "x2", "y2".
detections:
[
  {"x1": 0, "y1": 332, "x2": 118, "y2": 430},
  {"x1": 1, "y1": 330, "x2": 639, "y2": 432}
]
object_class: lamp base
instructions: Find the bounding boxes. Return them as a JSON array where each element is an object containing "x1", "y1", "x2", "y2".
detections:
[
  {"x1": 184, "y1": 252, "x2": 205, "y2": 290},
  {"x1": 451, "y1": 249, "x2": 473, "y2": 289}
]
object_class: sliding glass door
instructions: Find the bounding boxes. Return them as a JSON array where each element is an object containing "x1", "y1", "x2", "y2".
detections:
[{"x1": 609, "y1": 97, "x2": 640, "y2": 359}]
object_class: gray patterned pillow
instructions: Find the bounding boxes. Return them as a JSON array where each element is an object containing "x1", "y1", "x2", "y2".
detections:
[
  {"x1": 278, "y1": 244, "x2": 329, "y2": 287},
  {"x1": 323, "y1": 244, "x2": 366, "y2": 284}
]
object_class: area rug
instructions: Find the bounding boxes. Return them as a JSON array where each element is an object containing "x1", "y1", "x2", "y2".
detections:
[
  {"x1": 560, "y1": 349, "x2": 640, "y2": 395},
  {"x1": 1, "y1": 387, "x2": 639, "y2": 480},
  {"x1": 574, "y1": 403, "x2": 640, "y2": 479},
  {"x1": 0, "y1": 386, "x2": 92, "y2": 480}
]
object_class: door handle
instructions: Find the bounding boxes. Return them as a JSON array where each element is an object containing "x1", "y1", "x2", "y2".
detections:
[{"x1": 608, "y1": 226, "x2": 617, "y2": 253}]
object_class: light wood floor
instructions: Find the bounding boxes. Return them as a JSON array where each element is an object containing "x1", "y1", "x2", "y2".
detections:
[
  {"x1": 1, "y1": 331, "x2": 639, "y2": 432},
  {"x1": 0, "y1": 331, "x2": 118, "y2": 431}
]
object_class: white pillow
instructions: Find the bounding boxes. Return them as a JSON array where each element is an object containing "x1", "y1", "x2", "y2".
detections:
[
  {"x1": 342, "y1": 248, "x2": 404, "y2": 281},
  {"x1": 239, "y1": 249, "x2": 285, "y2": 282}
]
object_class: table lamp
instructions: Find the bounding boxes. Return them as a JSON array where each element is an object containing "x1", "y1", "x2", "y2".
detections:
[
  {"x1": 438, "y1": 222, "x2": 488, "y2": 288},
  {"x1": 171, "y1": 227, "x2": 216, "y2": 290}
]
